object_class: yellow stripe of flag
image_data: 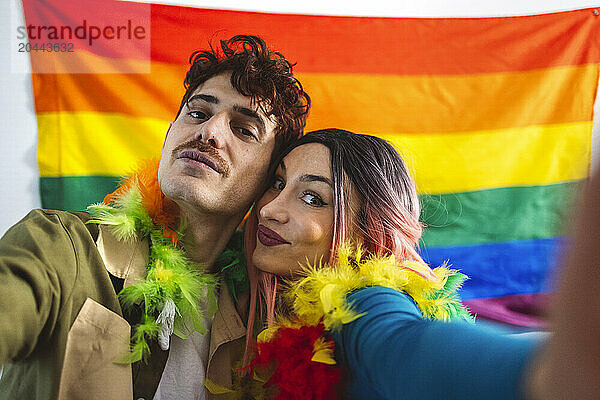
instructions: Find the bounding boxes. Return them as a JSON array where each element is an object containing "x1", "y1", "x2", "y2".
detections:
[
  {"x1": 37, "y1": 112, "x2": 165, "y2": 177},
  {"x1": 382, "y1": 121, "x2": 591, "y2": 194},
  {"x1": 37, "y1": 112, "x2": 591, "y2": 194}
]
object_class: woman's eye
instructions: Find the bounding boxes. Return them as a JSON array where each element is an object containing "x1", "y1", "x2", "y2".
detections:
[
  {"x1": 271, "y1": 177, "x2": 285, "y2": 191},
  {"x1": 188, "y1": 110, "x2": 208, "y2": 120},
  {"x1": 301, "y1": 193, "x2": 326, "y2": 207}
]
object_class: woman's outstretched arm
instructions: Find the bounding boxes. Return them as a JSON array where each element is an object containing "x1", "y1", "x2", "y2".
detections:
[
  {"x1": 332, "y1": 286, "x2": 540, "y2": 400},
  {"x1": 528, "y1": 166, "x2": 600, "y2": 399}
]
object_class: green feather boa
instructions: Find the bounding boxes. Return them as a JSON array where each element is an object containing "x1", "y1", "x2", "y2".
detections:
[{"x1": 88, "y1": 184, "x2": 247, "y2": 363}]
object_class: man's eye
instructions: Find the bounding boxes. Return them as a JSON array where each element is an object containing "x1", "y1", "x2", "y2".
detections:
[
  {"x1": 271, "y1": 177, "x2": 285, "y2": 191},
  {"x1": 233, "y1": 125, "x2": 257, "y2": 140},
  {"x1": 188, "y1": 111, "x2": 208, "y2": 120},
  {"x1": 301, "y1": 192, "x2": 326, "y2": 207}
]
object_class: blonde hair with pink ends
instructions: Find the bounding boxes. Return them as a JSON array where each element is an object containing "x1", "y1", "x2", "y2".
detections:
[
  {"x1": 242, "y1": 129, "x2": 438, "y2": 366},
  {"x1": 316, "y1": 129, "x2": 428, "y2": 267}
]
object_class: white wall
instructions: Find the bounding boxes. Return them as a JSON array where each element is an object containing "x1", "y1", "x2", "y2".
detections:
[
  {"x1": 0, "y1": 0, "x2": 39, "y2": 236},
  {"x1": 1, "y1": 0, "x2": 599, "y2": 236}
]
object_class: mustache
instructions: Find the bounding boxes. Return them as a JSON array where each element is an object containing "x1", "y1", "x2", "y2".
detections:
[{"x1": 172, "y1": 139, "x2": 230, "y2": 177}]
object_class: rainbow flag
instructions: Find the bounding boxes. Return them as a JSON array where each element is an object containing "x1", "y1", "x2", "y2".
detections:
[{"x1": 23, "y1": 0, "x2": 600, "y2": 326}]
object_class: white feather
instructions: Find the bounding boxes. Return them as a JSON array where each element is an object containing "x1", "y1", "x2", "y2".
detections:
[{"x1": 157, "y1": 298, "x2": 179, "y2": 350}]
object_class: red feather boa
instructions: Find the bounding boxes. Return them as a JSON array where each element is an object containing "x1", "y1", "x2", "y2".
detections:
[{"x1": 248, "y1": 323, "x2": 341, "y2": 400}]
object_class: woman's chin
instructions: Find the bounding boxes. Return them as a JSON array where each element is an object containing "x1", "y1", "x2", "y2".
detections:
[
  {"x1": 252, "y1": 250, "x2": 277, "y2": 274},
  {"x1": 252, "y1": 250, "x2": 297, "y2": 277}
]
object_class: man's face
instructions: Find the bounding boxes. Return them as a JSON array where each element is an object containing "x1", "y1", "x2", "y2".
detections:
[{"x1": 159, "y1": 72, "x2": 277, "y2": 217}]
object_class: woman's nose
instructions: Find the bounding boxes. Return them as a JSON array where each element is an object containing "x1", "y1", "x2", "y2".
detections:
[{"x1": 259, "y1": 193, "x2": 290, "y2": 224}]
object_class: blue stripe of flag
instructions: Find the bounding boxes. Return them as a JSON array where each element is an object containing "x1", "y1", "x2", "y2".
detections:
[{"x1": 419, "y1": 237, "x2": 567, "y2": 300}]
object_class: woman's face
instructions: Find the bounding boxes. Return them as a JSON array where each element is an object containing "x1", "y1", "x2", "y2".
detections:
[{"x1": 252, "y1": 143, "x2": 335, "y2": 276}]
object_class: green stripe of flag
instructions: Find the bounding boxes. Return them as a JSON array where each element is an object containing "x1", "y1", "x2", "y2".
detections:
[
  {"x1": 40, "y1": 176, "x2": 582, "y2": 246},
  {"x1": 420, "y1": 181, "x2": 582, "y2": 247},
  {"x1": 40, "y1": 176, "x2": 123, "y2": 211}
]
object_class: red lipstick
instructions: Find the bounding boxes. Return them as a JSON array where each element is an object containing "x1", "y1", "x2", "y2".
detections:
[{"x1": 257, "y1": 224, "x2": 290, "y2": 247}]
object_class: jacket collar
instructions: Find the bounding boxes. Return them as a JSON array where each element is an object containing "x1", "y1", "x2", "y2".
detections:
[{"x1": 96, "y1": 224, "x2": 148, "y2": 288}]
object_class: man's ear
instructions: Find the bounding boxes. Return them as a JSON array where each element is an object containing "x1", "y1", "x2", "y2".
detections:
[{"x1": 162, "y1": 122, "x2": 174, "y2": 149}]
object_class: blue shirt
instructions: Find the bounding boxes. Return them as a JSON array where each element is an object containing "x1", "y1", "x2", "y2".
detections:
[{"x1": 331, "y1": 286, "x2": 540, "y2": 400}]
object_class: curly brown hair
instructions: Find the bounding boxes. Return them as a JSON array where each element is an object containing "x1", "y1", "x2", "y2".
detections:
[{"x1": 176, "y1": 35, "x2": 311, "y2": 152}]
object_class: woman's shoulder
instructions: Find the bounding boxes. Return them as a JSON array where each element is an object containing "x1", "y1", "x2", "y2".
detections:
[
  {"x1": 348, "y1": 285, "x2": 418, "y2": 303},
  {"x1": 346, "y1": 286, "x2": 424, "y2": 320},
  {"x1": 345, "y1": 282, "x2": 475, "y2": 326}
]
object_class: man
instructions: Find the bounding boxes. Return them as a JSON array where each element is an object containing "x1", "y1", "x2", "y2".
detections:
[{"x1": 0, "y1": 35, "x2": 310, "y2": 400}]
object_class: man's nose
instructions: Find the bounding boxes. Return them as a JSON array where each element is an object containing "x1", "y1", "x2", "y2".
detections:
[{"x1": 195, "y1": 112, "x2": 228, "y2": 148}]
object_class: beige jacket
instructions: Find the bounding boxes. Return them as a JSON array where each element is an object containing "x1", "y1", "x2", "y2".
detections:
[
  {"x1": 0, "y1": 210, "x2": 246, "y2": 400},
  {"x1": 77, "y1": 224, "x2": 248, "y2": 399}
]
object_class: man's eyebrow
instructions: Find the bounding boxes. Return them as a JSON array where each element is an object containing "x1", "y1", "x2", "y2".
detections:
[
  {"x1": 233, "y1": 105, "x2": 266, "y2": 132},
  {"x1": 299, "y1": 174, "x2": 333, "y2": 187},
  {"x1": 187, "y1": 94, "x2": 219, "y2": 105}
]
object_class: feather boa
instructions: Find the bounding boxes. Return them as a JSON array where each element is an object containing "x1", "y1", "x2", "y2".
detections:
[
  {"x1": 88, "y1": 159, "x2": 246, "y2": 362},
  {"x1": 102, "y1": 158, "x2": 180, "y2": 246},
  {"x1": 245, "y1": 245, "x2": 473, "y2": 399}
]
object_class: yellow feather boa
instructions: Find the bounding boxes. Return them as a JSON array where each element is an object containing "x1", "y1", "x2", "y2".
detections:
[
  {"x1": 216, "y1": 245, "x2": 473, "y2": 399},
  {"x1": 261, "y1": 244, "x2": 473, "y2": 342}
]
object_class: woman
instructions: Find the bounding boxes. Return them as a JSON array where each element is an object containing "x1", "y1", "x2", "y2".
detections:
[{"x1": 241, "y1": 128, "x2": 540, "y2": 400}]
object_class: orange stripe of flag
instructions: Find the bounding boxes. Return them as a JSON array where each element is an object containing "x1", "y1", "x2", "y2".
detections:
[{"x1": 32, "y1": 56, "x2": 599, "y2": 134}]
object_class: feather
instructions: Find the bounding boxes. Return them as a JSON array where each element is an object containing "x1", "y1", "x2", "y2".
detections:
[
  {"x1": 87, "y1": 204, "x2": 138, "y2": 242},
  {"x1": 102, "y1": 158, "x2": 179, "y2": 237},
  {"x1": 249, "y1": 323, "x2": 341, "y2": 400},
  {"x1": 311, "y1": 337, "x2": 336, "y2": 365},
  {"x1": 246, "y1": 245, "x2": 474, "y2": 399},
  {"x1": 116, "y1": 315, "x2": 160, "y2": 364},
  {"x1": 92, "y1": 167, "x2": 220, "y2": 362},
  {"x1": 283, "y1": 244, "x2": 474, "y2": 329},
  {"x1": 156, "y1": 298, "x2": 179, "y2": 350}
]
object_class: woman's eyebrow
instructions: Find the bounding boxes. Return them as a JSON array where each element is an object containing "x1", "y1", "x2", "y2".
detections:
[{"x1": 300, "y1": 174, "x2": 333, "y2": 187}]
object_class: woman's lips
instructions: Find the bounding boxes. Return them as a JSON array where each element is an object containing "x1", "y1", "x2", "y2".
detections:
[{"x1": 257, "y1": 224, "x2": 290, "y2": 247}]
